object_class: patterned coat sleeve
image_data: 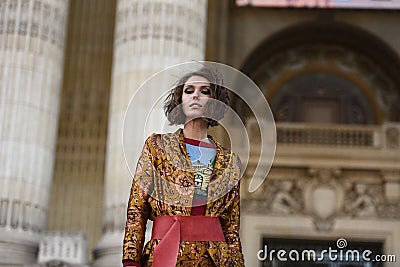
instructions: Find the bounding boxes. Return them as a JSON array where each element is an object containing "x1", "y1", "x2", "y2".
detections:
[
  {"x1": 219, "y1": 155, "x2": 245, "y2": 266},
  {"x1": 122, "y1": 136, "x2": 154, "y2": 264}
]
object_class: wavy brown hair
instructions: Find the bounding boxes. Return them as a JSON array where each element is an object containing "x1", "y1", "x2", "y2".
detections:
[{"x1": 163, "y1": 67, "x2": 230, "y2": 128}]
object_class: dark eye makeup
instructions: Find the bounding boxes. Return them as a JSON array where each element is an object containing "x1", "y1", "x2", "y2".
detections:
[
  {"x1": 201, "y1": 88, "x2": 211, "y2": 95},
  {"x1": 183, "y1": 88, "x2": 193, "y2": 94},
  {"x1": 183, "y1": 87, "x2": 211, "y2": 95}
]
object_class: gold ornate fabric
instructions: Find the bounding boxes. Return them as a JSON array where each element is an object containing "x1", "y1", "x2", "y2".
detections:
[{"x1": 123, "y1": 128, "x2": 244, "y2": 266}]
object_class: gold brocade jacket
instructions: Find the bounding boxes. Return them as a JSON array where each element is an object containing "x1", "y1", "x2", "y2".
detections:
[{"x1": 122, "y1": 128, "x2": 245, "y2": 267}]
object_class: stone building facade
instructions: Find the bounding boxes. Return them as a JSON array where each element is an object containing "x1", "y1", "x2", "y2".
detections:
[{"x1": 0, "y1": 0, "x2": 399, "y2": 266}]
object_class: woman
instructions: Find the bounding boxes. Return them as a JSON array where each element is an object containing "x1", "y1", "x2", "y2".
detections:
[{"x1": 122, "y1": 67, "x2": 245, "y2": 267}]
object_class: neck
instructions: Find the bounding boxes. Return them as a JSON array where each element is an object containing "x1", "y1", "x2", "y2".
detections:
[{"x1": 183, "y1": 119, "x2": 208, "y2": 141}]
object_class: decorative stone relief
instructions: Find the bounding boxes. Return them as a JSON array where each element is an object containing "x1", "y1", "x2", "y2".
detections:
[
  {"x1": 242, "y1": 177, "x2": 304, "y2": 216},
  {"x1": 242, "y1": 167, "x2": 400, "y2": 228},
  {"x1": 270, "y1": 180, "x2": 303, "y2": 214},
  {"x1": 340, "y1": 171, "x2": 400, "y2": 219},
  {"x1": 343, "y1": 183, "x2": 383, "y2": 217},
  {"x1": 304, "y1": 168, "x2": 344, "y2": 231}
]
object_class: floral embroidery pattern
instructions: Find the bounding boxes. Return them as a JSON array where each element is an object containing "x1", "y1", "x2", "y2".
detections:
[{"x1": 123, "y1": 129, "x2": 244, "y2": 266}]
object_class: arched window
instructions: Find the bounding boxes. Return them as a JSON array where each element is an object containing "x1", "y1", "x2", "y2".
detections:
[
  {"x1": 236, "y1": 23, "x2": 400, "y2": 125},
  {"x1": 272, "y1": 72, "x2": 375, "y2": 124}
]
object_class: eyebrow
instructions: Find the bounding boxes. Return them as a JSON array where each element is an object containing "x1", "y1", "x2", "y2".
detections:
[{"x1": 183, "y1": 84, "x2": 211, "y2": 88}]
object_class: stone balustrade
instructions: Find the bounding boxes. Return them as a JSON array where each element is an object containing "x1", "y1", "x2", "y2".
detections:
[
  {"x1": 246, "y1": 119, "x2": 400, "y2": 150},
  {"x1": 37, "y1": 231, "x2": 87, "y2": 266},
  {"x1": 276, "y1": 122, "x2": 379, "y2": 147}
]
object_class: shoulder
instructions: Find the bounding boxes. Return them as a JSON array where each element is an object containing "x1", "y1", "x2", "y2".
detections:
[
  {"x1": 146, "y1": 132, "x2": 177, "y2": 142},
  {"x1": 145, "y1": 133, "x2": 161, "y2": 143},
  {"x1": 210, "y1": 136, "x2": 242, "y2": 169},
  {"x1": 144, "y1": 131, "x2": 177, "y2": 149}
]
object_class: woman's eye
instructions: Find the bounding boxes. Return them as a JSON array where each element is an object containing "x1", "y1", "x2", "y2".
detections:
[
  {"x1": 201, "y1": 88, "x2": 211, "y2": 95},
  {"x1": 184, "y1": 88, "x2": 194, "y2": 94}
]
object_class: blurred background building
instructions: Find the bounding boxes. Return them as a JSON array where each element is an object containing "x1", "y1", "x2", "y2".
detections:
[{"x1": 0, "y1": 0, "x2": 399, "y2": 266}]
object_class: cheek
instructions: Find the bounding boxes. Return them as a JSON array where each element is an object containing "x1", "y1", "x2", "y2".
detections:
[
  {"x1": 181, "y1": 95, "x2": 189, "y2": 112},
  {"x1": 201, "y1": 96, "x2": 211, "y2": 104},
  {"x1": 181, "y1": 95, "x2": 188, "y2": 109},
  {"x1": 181, "y1": 92, "x2": 189, "y2": 103}
]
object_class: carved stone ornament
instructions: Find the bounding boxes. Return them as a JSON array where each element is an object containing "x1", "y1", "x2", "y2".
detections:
[
  {"x1": 343, "y1": 183, "x2": 383, "y2": 218},
  {"x1": 341, "y1": 170, "x2": 400, "y2": 219},
  {"x1": 305, "y1": 168, "x2": 344, "y2": 231},
  {"x1": 269, "y1": 180, "x2": 303, "y2": 215},
  {"x1": 242, "y1": 178, "x2": 304, "y2": 215}
]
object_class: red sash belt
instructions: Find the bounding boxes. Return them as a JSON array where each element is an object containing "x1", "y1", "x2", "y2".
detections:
[{"x1": 151, "y1": 215, "x2": 225, "y2": 267}]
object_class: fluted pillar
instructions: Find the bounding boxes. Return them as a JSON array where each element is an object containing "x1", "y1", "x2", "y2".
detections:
[
  {"x1": 0, "y1": 0, "x2": 69, "y2": 265},
  {"x1": 93, "y1": 0, "x2": 207, "y2": 266}
]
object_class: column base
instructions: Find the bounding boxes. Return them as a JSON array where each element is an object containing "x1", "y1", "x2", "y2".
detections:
[
  {"x1": 0, "y1": 228, "x2": 39, "y2": 265},
  {"x1": 92, "y1": 231, "x2": 123, "y2": 267}
]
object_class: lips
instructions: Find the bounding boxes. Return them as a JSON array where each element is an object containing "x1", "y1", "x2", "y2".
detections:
[{"x1": 189, "y1": 103, "x2": 202, "y2": 108}]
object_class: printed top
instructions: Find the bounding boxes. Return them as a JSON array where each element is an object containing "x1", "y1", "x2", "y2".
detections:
[{"x1": 185, "y1": 137, "x2": 216, "y2": 215}]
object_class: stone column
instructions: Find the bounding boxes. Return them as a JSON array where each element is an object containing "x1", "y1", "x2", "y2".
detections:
[
  {"x1": 93, "y1": 0, "x2": 207, "y2": 266},
  {"x1": 0, "y1": 0, "x2": 69, "y2": 265}
]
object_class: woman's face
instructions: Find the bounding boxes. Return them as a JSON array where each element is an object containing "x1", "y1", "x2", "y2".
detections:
[{"x1": 181, "y1": 75, "x2": 211, "y2": 123}]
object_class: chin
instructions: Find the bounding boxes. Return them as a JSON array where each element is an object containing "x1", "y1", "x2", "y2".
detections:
[
  {"x1": 185, "y1": 111, "x2": 205, "y2": 120},
  {"x1": 185, "y1": 116, "x2": 208, "y2": 124}
]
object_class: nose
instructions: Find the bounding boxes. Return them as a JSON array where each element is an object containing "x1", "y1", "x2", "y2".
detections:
[{"x1": 192, "y1": 89, "x2": 200, "y2": 99}]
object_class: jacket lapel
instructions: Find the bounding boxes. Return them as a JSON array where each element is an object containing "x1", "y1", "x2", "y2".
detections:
[{"x1": 207, "y1": 134, "x2": 230, "y2": 183}]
